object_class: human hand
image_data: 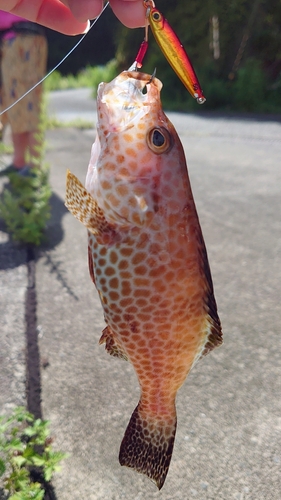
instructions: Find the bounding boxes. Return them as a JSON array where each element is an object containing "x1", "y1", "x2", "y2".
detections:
[
  {"x1": 66, "y1": 0, "x2": 145, "y2": 28},
  {"x1": 0, "y1": 0, "x2": 145, "y2": 35}
]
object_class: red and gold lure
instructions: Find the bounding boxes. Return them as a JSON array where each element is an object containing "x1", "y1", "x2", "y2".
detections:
[{"x1": 144, "y1": 0, "x2": 206, "y2": 104}]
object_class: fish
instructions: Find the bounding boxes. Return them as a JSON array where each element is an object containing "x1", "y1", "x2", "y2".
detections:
[
  {"x1": 145, "y1": 0, "x2": 206, "y2": 104},
  {"x1": 65, "y1": 70, "x2": 222, "y2": 489}
]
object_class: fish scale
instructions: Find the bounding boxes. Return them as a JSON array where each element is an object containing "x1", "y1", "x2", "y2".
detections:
[{"x1": 65, "y1": 70, "x2": 222, "y2": 489}]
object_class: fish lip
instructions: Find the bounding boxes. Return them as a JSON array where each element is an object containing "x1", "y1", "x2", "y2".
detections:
[
  {"x1": 97, "y1": 70, "x2": 161, "y2": 101},
  {"x1": 125, "y1": 70, "x2": 157, "y2": 88},
  {"x1": 97, "y1": 70, "x2": 163, "y2": 133},
  {"x1": 123, "y1": 70, "x2": 163, "y2": 96}
]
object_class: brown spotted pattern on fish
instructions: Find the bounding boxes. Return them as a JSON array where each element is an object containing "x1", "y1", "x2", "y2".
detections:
[{"x1": 65, "y1": 70, "x2": 222, "y2": 490}]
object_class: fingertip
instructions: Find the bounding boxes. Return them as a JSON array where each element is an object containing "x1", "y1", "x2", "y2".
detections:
[
  {"x1": 82, "y1": 20, "x2": 91, "y2": 33},
  {"x1": 110, "y1": 0, "x2": 146, "y2": 28},
  {"x1": 34, "y1": 2, "x2": 92, "y2": 36}
]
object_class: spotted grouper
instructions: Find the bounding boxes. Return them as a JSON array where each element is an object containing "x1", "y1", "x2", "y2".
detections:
[{"x1": 65, "y1": 70, "x2": 222, "y2": 489}]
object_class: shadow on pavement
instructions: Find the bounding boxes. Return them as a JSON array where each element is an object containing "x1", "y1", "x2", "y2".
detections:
[{"x1": 42, "y1": 192, "x2": 68, "y2": 251}]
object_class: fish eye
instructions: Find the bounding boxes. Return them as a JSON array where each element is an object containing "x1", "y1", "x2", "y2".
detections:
[
  {"x1": 152, "y1": 129, "x2": 165, "y2": 146},
  {"x1": 152, "y1": 11, "x2": 162, "y2": 22},
  {"x1": 147, "y1": 127, "x2": 172, "y2": 154}
]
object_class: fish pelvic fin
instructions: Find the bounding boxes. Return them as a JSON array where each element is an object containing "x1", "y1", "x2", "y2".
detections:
[
  {"x1": 119, "y1": 403, "x2": 177, "y2": 490},
  {"x1": 99, "y1": 326, "x2": 128, "y2": 361},
  {"x1": 65, "y1": 170, "x2": 118, "y2": 245}
]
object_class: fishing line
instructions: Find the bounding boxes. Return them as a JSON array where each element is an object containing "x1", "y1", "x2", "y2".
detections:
[{"x1": 0, "y1": 1, "x2": 109, "y2": 116}]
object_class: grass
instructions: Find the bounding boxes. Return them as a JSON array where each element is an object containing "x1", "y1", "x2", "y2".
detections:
[
  {"x1": 0, "y1": 100, "x2": 52, "y2": 246},
  {"x1": 0, "y1": 407, "x2": 67, "y2": 500},
  {"x1": 0, "y1": 165, "x2": 51, "y2": 246},
  {"x1": 46, "y1": 115, "x2": 94, "y2": 130},
  {"x1": 0, "y1": 142, "x2": 13, "y2": 155},
  {"x1": 44, "y1": 59, "x2": 118, "y2": 97}
]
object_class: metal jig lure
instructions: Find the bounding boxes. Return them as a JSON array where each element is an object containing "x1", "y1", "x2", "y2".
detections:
[{"x1": 144, "y1": 0, "x2": 206, "y2": 104}]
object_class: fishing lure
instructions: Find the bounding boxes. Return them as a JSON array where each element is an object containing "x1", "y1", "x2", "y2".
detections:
[{"x1": 144, "y1": 0, "x2": 206, "y2": 104}]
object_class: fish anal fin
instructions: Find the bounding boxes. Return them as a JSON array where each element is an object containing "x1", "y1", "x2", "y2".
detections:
[
  {"x1": 99, "y1": 326, "x2": 128, "y2": 361},
  {"x1": 65, "y1": 169, "x2": 119, "y2": 245},
  {"x1": 119, "y1": 403, "x2": 177, "y2": 490}
]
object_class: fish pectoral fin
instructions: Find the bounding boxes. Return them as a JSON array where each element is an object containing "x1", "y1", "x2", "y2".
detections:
[
  {"x1": 99, "y1": 326, "x2": 128, "y2": 361},
  {"x1": 65, "y1": 170, "x2": 118, "y2": 245},
  {"x1": 119, "y1": 402, "x2": 177, "y2": 490}
]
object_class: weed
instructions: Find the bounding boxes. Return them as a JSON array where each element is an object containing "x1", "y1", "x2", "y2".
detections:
[
  {"x1": 232, "y1": 59, "x2": 267, "y2": 112},
  {"x1": 46, "y1": 116, "x2": 94, "y2": 130},
  {"x1": 0, "y1": 407, "x2": 67, "y2": 500},
  {"x1": 0, "y1": 98, "x2": 52, "y2": 246},
  {"x1": 0, "y1": 166, "x2": 51, "y2": 246},
  {"x1": 0, "y1": 143, "x2": 13, "y2": 156},
  {"x1": 44, "y1": 59, "x2": 118, "y2": 95}
]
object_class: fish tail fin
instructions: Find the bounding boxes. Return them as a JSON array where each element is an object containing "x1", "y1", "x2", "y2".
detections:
[{"x1": 119, "y1": 402, "x2": 177, "y2": 490}]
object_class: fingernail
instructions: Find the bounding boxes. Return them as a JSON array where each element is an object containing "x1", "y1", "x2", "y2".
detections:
[{"x1": 83, "y1": 20, "x2": 91, "y2": 33}]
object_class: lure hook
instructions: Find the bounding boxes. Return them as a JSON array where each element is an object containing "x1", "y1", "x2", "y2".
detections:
[
  {"x1": 144, "y1": 0, "x2": 153, "y2": 17},
  {"x1": 129, "y1": 3, "x2": 150, "y2": 71},
  {"x1": 148, "y1": 67, "x2": 157, "y2": 84}
]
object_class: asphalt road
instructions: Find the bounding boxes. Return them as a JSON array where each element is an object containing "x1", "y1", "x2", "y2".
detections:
[{"x1": 1, "y1": 88, "x2": 281, "y2": 499}]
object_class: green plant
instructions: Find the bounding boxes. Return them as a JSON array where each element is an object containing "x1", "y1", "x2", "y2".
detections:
[
  {"x1": 0, "y1": 407, "x2": 67, "y2": 500},
  {"x1": 0, "y1": 143, "x2": 13, "y2": 156},
  {"x1": 0, "y1": 97, "x2": 52, "y2": 246},
  {"x1": 46, "y1": 115, "x2": 94, "y2": 130},
  {"x1": 89, "y1": 59, "x2": 118, "y2": 96},
  {"x1": 44, "y1": 59, "x2": 118, "y2": 94},
  {"x1": 0, "y1": 165, "x2": 51, "y2": 246},
  {"x1": 232, "y1": 58, "x2": 267, "y2": 112}
]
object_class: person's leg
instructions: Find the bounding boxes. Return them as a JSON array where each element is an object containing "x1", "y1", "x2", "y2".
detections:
[
  {"x1": 1, "y1": 33, "x2": 47, "y2": 174},
  {"x1": 0, "y1": 33, "x2": 47, "y2": 176},
  {"x1": 11, "y1": 131, "x2": 29, "y2": 168}
]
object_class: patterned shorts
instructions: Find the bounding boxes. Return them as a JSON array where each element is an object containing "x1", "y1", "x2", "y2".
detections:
[{"x1": 1, "y1": 34, "x2": 47, "y2": 133}]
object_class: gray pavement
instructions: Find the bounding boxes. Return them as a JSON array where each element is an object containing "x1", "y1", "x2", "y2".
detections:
[
  {"x1": 47, "y1": 88, "x2": 96, "y2": 125},
  {"x1": 1, "y1": 89, "x2": 281, "y2": 499}
]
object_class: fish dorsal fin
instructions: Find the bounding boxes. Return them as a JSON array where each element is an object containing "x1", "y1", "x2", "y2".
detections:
[{"x1": 65, "y1": 170, "x2": 118, "y2": 245}]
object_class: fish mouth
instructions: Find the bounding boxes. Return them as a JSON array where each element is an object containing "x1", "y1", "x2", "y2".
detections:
[{"x1": 97, "y1": 71, "x2": 163, "y2": 132}]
